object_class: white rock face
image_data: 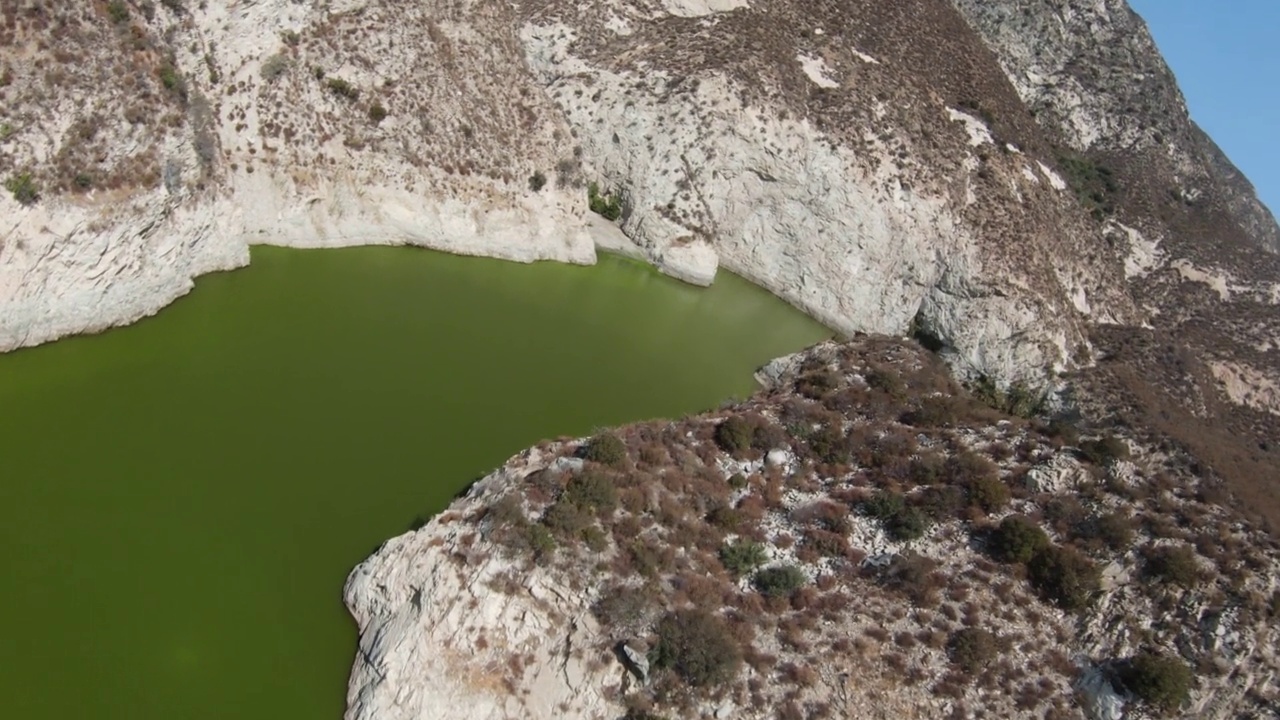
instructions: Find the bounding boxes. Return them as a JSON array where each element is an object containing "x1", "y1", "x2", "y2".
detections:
[{"x1": 343, "y1": 451, "x2": 620, "y2": 720}]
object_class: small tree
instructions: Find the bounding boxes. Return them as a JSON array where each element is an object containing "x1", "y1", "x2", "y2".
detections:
[
  {"x1": 582, "y1": 433, "x2": 627, "y2": 466},
  {"x1": 651, "y1": 609, "x2": 742, "y2": 687},
  {"x1": 1122, "y1": 652, "x2": 1192, "y2": 714},
  {"x1": 990, "y1": 515, "x2": 1049, "y2": 564}
]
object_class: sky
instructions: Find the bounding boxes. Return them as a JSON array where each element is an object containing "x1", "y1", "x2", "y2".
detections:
[{"x1": 1128, "y1": 0, "x2": 1280, "y2": 217}]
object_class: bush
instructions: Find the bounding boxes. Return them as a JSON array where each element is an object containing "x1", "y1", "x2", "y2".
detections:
[
  {"x1": 1057, "y1": 151, "x2": 1118, "y2": 219},
  {"x1": 368, "y1": 103, "x2": 388, "y2": 124},
  {"x1": 1144, "y1": 545, "x2": 1200, "y2": 588},
  {"x1": 107, "y1": 1, "x2": 130, "y2": 23},
  {"x1": 1121, "y1": 652, "x2": 1192, "y2": 714},
  {"x1": 587, "y1": 182, "x2": 622, "y2": 220},
  {"x1": 1080, "y1": 435, "x2": 1130, "y2": 466},
  {"x1": 1081, "y1": 511, "x2": 1133, "y2": 551},
  {"x1": 542, "y1": 499, "x2": 590, "y2": 536},
  {"x1": 967, "y1": 474, "x2": 1010, "y2": 514},
  {"x1": 325, "y1": 77, "x2": 360, "y2": 101},
  {"x1": 863, "y1": 491, "x2": 930, "y2": 541},
  {"x1": 797, "y1": 370, "x2": 840, "y2": 399},
  {"x1": 714, "y1": 416, "x2": 754, "y2": 456},
  {"x1": 990, "y1": 515, "x2": 1049, "y2": 564},
  {"x1": 719, "y1": 540, "x2": 767, "y2": 576},
  {"x1": 158, "y1": 64, "x2": 187, "y2": 101},
  {"x1": 6, "y1": 173, "x2": 39, "y2": 205},
  {"x1": 593, "y1": 584, "x2": 656, "y2": 630},
  {"x1": 261, "y1": 54, "x2": 291, "y2": 82},
  {"x1": 528, "y1": 171, "x2": 547, "y2": 192},
  {"x1": 564, "y1": 471, "x2": 617, "y2": 512},
  {"x1": 651, "y1": 609, "x2": 742, "y2": 687},
  {"x1": 878, "y1": 552, "x2": 941, "y2": 606},
  {"x1": 753, "y1": 564, "x2": 806, "y2": 597},
  {"x1": 947, "y1": 628, "x2": 999, "y2": 675},
  {"x1": 582, "y1": 433, "x2": 627, "y2": 466},
  {"x1": 1028, "y1": 545, "x2": 1100, "y2": 612}
]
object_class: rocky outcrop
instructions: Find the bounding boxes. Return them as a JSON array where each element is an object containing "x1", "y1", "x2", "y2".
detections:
[{"x1": 344, "y1": 338, "x2": 1280, "y2": 719}]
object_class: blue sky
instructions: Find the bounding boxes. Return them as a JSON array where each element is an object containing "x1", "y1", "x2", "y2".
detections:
[{"x1": 1129, "y1": 0, "x2": 1279, "y2": 217}]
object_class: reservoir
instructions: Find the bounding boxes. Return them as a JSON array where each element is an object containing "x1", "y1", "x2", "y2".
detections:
[{"x1": 0, "y1": 246, "x2": 830, "y2": 719}]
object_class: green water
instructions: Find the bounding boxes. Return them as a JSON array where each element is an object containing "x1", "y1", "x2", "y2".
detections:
[{"x1": 0, "y1": 246, "x2": 829, "y2": 719}]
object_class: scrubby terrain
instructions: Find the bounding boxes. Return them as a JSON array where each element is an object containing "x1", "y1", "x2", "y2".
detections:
[
  {"x1": 346, "y1": 338, "x2": 1280, "y2": 719},
  {"x1": 5, "y1": 1, "x2": 1280, "y2": 718}
]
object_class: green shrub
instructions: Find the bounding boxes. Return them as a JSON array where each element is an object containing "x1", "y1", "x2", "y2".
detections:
[
  {"x1": 967, "y1": 474, "x2": 1010, "y2": 514},
  {"x1": 368, "y1": 102, "x2": 388, "y2": 124},
  {"x1": 864, "y1": 491, "x2": 906, "y2": 522},
  {"x1": 542, "y1": 499, "x2": 590, "y2": 536},
  {"x1": 1028, "y1": 545, "x2": 1100, "y2": 612},
  {"x1": 990, "y1": 515, "x2": 1050, "y2": 564},
  {"x1": 587, "y1": 182, "x2": 622, "y2": 221},
  {"x1": 107, "y1": 1, "x2": 130, "y2": 23},
  {"x1": 864, "y1": 491, "x2": 931, "y2": 541},
  {"x1": 73, "y1": 172, "x2": 94, "y2": 190},
  {"x1": 528, "y1": 171, "x2": 547, "y2": 192},
  {"x1": 1121, "y1": 652, "x2": 1192, "y2": 714},
  {"x1": 525, "y1": 524, "x2": 555, "y2": 556},
  {"x1": 1080, "y1": 435, "x2": 1130, "y2": 466},
  {"x1": 1057, "y1": 151, "x2": 1119, "y2": 219},
  {"x1": 706, "y1": 505, "x2": 743, "y2": 531},
  {"x1": 158, "y1": 64, "x2": 187, "y2": 101},
  {"x1": 970, "y1": 376, "x2": 1045, "y2": 418},
  {"x1": 714, "y1": 416, "x2": 754, "y2": 456},
  {"x1": 582, "y1": 433, "x2": 627, "y2": 466},
  {"x1": 1081, "y1": 511, "x2": 1133, "y2": 551},
  {"x1": 6, "y1": 173, "x2": 39, "y2": 205},
  {"x1": 797, "y1": 370, "x2": 840, "y2": 399},
  {"x1": 753, "y1": 564, "x2": 806, "y2": 597},
  {"x1": 947, "y1": 627, "x2": 999, "y2": 674},
  {"x1": 719, "y1": 540, "x2": 767, "y2": 576},
  {"x1": 564, "y1": 471, "x2": 617, "y2": 511},
  {"x1": 324, "y1": 76, "x2": 360, "y2": 101},
  {"x1": 1144, "y1": 545, "x2": 1200, "y2": 588},
  {"x1": 260, "y1": 54, "x2": 291, "y2": 82},
  {"x1": 652, "y1": 609, "x2": 742, "y2": 687}
]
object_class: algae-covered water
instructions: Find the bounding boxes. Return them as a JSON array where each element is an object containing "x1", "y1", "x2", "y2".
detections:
[{"x1": 0, "y1": 246, "x2": 830, "y2": 719}]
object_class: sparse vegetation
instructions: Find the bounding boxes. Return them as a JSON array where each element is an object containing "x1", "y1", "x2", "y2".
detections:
[
  {"x1": 261, "y1": 53, "x2": 291, "y2": 82},
  {"x1": 1057, "y1": 151, "x2": 1119, "y2": 219},
  {"x1": 6, "y1": 173, "x2": 39, "y2": 205},
  {"x1": 324, "y1": 76, "x2": 360, "y2": 101},
  {"x1": 588, "y1": 181, "x2": 623, "y2": 221},
  {"x1": 368, "y1": 102, "x2": 388, "y2": 124},
  {"x1": 1143, "y1": 545, "x2": 1200, "y2": 588},
  {"x1": 1079, "y1": 434, "x2": 1130, "y2": 466}
]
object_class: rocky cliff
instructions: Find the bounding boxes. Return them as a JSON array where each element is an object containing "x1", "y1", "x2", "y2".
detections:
[{"x1": 5, "y1": 0, "x2": 1280, "y2": 718}]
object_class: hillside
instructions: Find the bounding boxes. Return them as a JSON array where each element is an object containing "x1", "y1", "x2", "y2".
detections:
[
  {"x1": 3, "y1": 0, "x2": 1280, "y2": 718},
  {"x1": 346, "y1": 338, "x2": 1280, "y2": 719}
]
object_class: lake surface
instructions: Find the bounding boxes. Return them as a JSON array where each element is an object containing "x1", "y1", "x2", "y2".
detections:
[{"x1": 0, "y1": 246, "x2": 829, "y2": 719}]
